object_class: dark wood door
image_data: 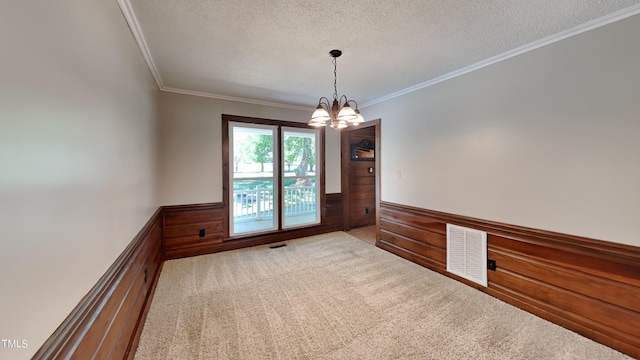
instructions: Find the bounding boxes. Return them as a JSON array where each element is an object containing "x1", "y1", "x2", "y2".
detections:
[
  {"x1": 341, "y1": 120, "x2": 380, "y2": 231},
  {"x1": 348, "y1": 127, "x2": 376, "y2": 228}
]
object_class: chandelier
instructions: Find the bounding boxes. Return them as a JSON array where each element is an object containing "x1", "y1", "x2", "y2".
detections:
[{"x1": 308, "y1": 50, "x2": 365, "y2": 129}]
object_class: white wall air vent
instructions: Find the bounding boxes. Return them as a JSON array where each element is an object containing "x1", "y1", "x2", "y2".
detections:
[{"x1": 446, "y1": 224, "x2": 488, "y2": 287}]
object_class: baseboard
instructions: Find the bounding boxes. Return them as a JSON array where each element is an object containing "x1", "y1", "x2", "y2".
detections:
[
  {"x1": 378, "y1": 201, "x2": 640, "y2": 358},
  {"x1": 162, "y1": 193, "x2": 344, "y2": 260},
  {"x1": 31, "y1": 209, "x2": 163, "y2": 360}
]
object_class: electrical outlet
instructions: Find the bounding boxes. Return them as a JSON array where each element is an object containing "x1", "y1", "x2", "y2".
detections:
[{"x1": 487, "y1": 259, "x2": 497, "y2": 271}]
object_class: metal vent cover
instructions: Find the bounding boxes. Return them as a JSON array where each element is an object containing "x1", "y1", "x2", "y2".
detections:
[{"x1": 446, "y1": 224, "x2": 488, "y2": 287}]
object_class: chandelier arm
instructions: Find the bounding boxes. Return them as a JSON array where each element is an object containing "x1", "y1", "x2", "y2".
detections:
[
  {"x1": 317, "y1": 96, "x2": 331, "y2": 109},
  {"x1": 347, "y1": 99, "x2": 359, "y2": 110}
]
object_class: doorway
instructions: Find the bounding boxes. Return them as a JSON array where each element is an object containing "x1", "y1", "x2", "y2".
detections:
[{"x1": 340, "y1": 119, "x2": 380, "y2": 232}]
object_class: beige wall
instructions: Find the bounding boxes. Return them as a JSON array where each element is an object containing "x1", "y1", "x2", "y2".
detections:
[
  {"x1": 156, "y1": 92, "x2": 342, "y2": 206},
  {"x1": 0, "y1": 1, "x2": 159, "y2": 357},
  {"x1": 2, "y1": 2, "x2": 637, "y2": 358},
  {"x1": 366, "y1": 14, "x2": 640, "y2": 246}
]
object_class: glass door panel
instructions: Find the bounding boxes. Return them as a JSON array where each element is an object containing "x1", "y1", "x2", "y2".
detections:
[
  {"x1": 230, "y1": 123, "x2": 278, "y2": 235},
  {"x1": 282, "y1": 128, "x2": 320, "y2": 228}
]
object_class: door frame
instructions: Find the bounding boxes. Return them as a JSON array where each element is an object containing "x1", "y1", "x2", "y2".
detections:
[
  {"x1": 340, "y1": 119, "x2": 381, "y2": 234},
  {"x1": 222, "y1": 114, "x2": 326, "y2": 240}
]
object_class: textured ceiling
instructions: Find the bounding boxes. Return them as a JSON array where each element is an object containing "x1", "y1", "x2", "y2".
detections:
[{"x1": 120, "y1": 0, "x2": 640, "y2": 110}]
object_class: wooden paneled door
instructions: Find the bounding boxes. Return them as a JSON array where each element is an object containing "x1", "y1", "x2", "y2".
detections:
[{"x1": 341, "y1": 119, "x2": 381, "y2": 231}]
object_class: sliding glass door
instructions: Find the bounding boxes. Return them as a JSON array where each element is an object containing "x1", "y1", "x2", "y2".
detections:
[{"x1": 229, "y1": 122, "x2": 320, "y2": 236}]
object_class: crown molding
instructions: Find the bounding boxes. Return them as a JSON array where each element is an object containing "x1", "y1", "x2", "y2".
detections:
[
  {"x1": 116, "y1": 0, "x2": 164, "y2": 89},
  {"x1": 361, "y1": 4, "x2": 640, "y2": 108},
  {"x1": 116, "y1": 0, "x2": 312, "y2": 111},
  {"x1": 117, "y1": 0, "x2": 640, "y2": 111},
  {"x1": 162, "y1": 87, "x2": 314, "y2": 111}
]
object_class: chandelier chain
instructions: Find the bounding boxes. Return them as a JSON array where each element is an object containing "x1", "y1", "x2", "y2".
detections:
[{"x1": 333, "y1": 57, "x2": 338, "y2": 101}]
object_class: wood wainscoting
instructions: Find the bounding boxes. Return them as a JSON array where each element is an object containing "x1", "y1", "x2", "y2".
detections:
[
  {"x1": 378, "y1": 201, "x2": 640, "y2": 358},
  {"x1": 163, "y1": 203, "x2": 225, "y2": 260},
  {"x1": 163, "y1": 193, "x2": 344, "y2": 260},
  {"x1": 32, "y1": 209, "x2": 163, "y2": 360},
  {"x1": 33, "y1": 194, "x2": 343, "y2": 358},
  {"x1": 323, "y1": 193, "x2": 344, "y2": 232}
]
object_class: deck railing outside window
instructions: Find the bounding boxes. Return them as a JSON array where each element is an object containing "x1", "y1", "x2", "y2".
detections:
[{"x1": 233, "y1": 185, "x2": 316, "y2": 221}]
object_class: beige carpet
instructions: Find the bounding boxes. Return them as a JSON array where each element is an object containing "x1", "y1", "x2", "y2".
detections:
[{"x1": 135, "y1": 232, "x2": 631, "y2": 360}]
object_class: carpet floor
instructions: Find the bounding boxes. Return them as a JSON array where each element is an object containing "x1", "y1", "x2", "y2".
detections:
[{"x1": 134, "y1": 232, "x2": 631, "y2": 360}]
